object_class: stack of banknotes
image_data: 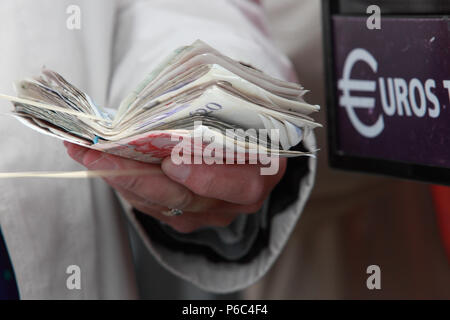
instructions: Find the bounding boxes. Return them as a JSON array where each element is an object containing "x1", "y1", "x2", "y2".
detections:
[{"x1": 7, "y1": 40, "x2": 321, "y2": 163}]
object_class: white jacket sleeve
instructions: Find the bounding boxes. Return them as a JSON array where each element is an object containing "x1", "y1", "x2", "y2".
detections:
[{"x1": 109, "y1": 0, "x2": 317, "y2": 293}]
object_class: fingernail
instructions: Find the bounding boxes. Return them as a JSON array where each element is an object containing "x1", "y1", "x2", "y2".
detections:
[{"x1": 162, "y1": 160, "x2": 191, "y2": 183}]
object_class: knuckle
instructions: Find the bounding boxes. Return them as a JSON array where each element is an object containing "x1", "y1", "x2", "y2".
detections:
[
  {"x1": 115, "y1": 176, "x2": 142, "y2": 191},
  {"x1": 171, "y1": 191, "x2": 192, "y2": 210},
  {"x1": 191, "y1": 172, "x2": 215, "y2": 197},
  {"x1": 145, "y1": 183, "x2": 168, "y2": 204},
  {"x1": 138, "y1": 179, "x2": 180, "y2": 207}
]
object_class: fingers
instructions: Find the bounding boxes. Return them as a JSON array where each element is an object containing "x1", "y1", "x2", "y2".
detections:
[
  {"x1": 65, "y1": 143, "x2": 274, "y2": 213},
  {"x1": 64, "y1": 143, "x2": 269, "y2": 214},
  {"x1": 114, "y1": 183, "x2": 242, "y2": 232},
  {"x1": 131, "y1": 202, "x2": 242, "y2": 234},
  {"x1": 116, "y1": 179, "x2": 265, "y2": 216},
  {"x1": 63, "y1": 142, "x2": 275, "y2": 234},
  {"x1": 122, "y1": 188, "x2": 256, "y2": 233},
  {"x1": 161, "y1": 157, "x2": 287, "y2": 205},
  {"x1": 113, "y1": 185, "x2": 167, "y2": 211},
  {"x1": 64, "y1": 143, "x2": 194, "y2": 210}
]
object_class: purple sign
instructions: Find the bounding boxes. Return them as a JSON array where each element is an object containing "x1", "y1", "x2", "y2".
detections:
[{"x1": 333, "y1": 16, "x2": 450, "y2": 168}]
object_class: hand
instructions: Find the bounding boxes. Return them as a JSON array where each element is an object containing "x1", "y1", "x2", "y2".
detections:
[{"x1": 64, "y1": 142, "x2": 286, "y2": 233}]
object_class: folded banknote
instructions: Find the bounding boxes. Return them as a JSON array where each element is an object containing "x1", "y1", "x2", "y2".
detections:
[{"x1": 5, "y1": 40, "x2": 321, "y2": 163}]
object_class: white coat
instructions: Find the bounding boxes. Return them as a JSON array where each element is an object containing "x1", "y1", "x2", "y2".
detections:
[{"x1": 0, "y1": 0, "x2": 316, "y2": 299}]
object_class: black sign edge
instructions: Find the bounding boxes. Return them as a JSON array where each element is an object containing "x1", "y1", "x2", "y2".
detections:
[{"x1": 321, "y1": 0, "x2": 450, "y2": 186}]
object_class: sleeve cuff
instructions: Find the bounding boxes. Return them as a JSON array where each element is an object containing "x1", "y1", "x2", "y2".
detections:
[{"x1": 122, "y1": 133, "x2": 317, "y2": 293}]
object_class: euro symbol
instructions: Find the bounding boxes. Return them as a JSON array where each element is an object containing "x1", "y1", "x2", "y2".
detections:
[{"x1": 338, "y1": 48, "x2": 384, "y2": 138}]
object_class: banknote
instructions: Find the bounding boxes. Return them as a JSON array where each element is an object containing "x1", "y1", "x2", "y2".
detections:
[{"x1": 3, "y1": 40, "x2": 321, "y2": 163}]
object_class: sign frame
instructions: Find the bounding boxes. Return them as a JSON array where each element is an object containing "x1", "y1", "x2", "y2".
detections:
[{"x1": 322, "y1": 0, "x2": 450, "y2": 185}]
